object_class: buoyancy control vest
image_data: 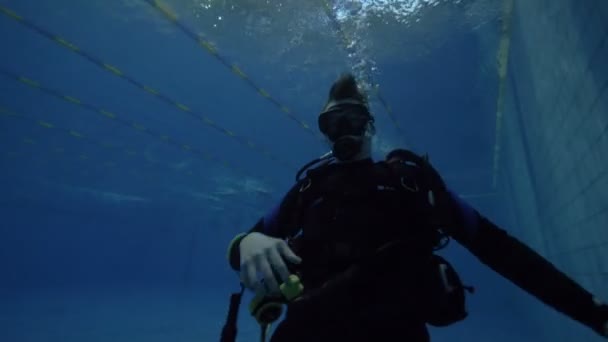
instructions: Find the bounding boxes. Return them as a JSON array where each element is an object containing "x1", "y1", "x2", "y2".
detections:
[
  {"x1": 220, "y1": 150, "x2": 474, "y2": 342},
  {"x1": 285, "y1": 151, "x2": 473, "y2": 326}
]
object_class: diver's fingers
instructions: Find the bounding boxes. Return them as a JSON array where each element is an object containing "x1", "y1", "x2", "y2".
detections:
[
  {"x1": 240, "y1": 259, "x2": 258, "y2": 290},
  {"x1": 253, "y1": 280, "x2": 267, "y2": 299},
  {"x1": 268, "y1": 247, "x2": 291, "y2": 283},
  {"x1": 277, "y1": 241, "x2": 302, "y2": 264},
  {"x1": 257, "y1": 252, "x2": 280, "y2": 294}
]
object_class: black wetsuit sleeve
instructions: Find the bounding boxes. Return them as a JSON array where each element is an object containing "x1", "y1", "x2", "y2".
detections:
[
  {"x1": 227, "y1": 182, "x2": 303, "y2": 271},
  {"x1": 453, "y1": 212, "x2": 608, "y2": 335}
]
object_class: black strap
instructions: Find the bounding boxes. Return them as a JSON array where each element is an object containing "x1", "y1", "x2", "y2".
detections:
[
  {"x1": 288, "y1": 163, "x2": 333, "y2": 238},
  {"x1": 220, "y1": 284, "x2": 245, "y2": 342},
  {"x1": 260, "y1": 324, "x2": 268, "y2": 342}
]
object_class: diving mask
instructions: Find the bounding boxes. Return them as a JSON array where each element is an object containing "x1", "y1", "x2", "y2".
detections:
[{"x1": 318, "y1": 103, "x2": 374, "y2": 160}]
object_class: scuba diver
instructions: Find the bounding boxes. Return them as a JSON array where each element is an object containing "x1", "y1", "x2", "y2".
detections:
[{"x1": 221, "y1": 73, "x2": 608, "y2": 342}]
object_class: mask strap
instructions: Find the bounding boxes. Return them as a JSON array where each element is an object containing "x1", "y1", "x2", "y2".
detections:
[{"x1": 322, "y1": 99, "x2": 369, "y2": 115}]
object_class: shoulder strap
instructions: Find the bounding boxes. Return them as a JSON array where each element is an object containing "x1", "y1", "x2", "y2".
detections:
[
  {"x1": 384, "y1": 153, "x2": 452, "y2": 250},
  {"x1": 381, "y1": 160, "x2": 421, "y2": 192},
  {"x1": 286, "y1": 162, "x2": 335, "y2": 238},
  {"x1": 286, "y1": 156, "x2": 447, "y2": 243}
]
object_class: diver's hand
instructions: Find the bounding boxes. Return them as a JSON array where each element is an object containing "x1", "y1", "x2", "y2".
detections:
[{"x1": 239, "y1": 232, "x2": 302, "y2": 295}]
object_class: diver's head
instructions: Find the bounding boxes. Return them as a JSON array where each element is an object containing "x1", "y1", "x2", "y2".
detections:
[{"x1": 318, "y1": 73, "x2": 375, "y2": 162}]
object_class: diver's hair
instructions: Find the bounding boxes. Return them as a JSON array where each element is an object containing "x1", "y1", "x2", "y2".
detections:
[{"x1": 324, "y1": 73, "x2": 369, "y2": 110}]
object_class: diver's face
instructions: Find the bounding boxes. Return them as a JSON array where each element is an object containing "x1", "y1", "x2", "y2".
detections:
[
  {"x1": 353, "y1": 130, "x2": 373, "y2": 160},
  {"x1": 321, "y1": 121, "x2": 374, "y2": 162},
  {"x1": 318, "y1": 104, "x2": 370, "y2": 140},
  {"x1": 318, "y1": 103, "x2": 375, "y2": 162}
]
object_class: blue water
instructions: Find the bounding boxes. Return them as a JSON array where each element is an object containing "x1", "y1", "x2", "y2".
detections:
[{"x1": 0, "y1": 1, "x2": 603, "y2": 341}]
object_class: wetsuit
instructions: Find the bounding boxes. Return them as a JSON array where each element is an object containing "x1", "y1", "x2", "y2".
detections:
[{"x1": 228, "y1": 158, "x2": 607, "y2": 341}]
